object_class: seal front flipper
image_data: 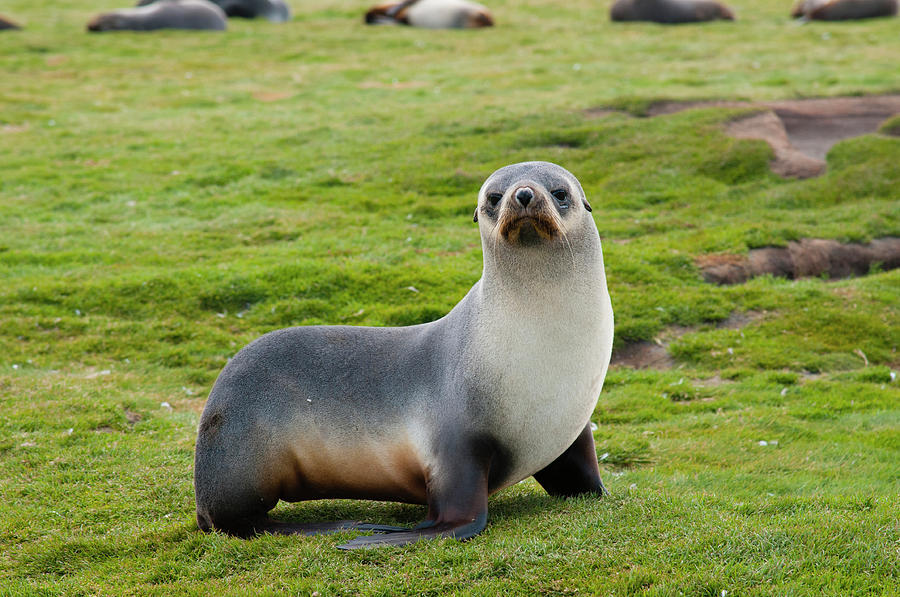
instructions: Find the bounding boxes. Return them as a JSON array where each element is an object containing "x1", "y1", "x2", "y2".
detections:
[
  {"x1": 337, "y1": 439, "x2": 491, "y2": 549},
  {"x1": 533, "y1": 423, "x2": 608, "y2": 498}
]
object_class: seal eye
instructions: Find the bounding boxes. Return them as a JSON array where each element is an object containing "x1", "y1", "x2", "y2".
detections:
[
  {"x1": 551, "y1": 189, "x2": 569, "y2": 207},
  {"x1": 487, "y1": 193, "x2": 503, "y2": 208}
]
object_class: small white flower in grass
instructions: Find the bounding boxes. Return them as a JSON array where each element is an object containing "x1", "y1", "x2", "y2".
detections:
[
  {"x1": 12, "y1": 364, "x2": 18, "y2": 370},
  {"x1": 66, "y1": 428, "x2": 74, "y2": 435},
  {"x1": 758, "y1": 440, "x2": 768, "y2": 446},
  {"x1": 781, "y1": 388, "x2": 788, "y2": 396},
  {"x1": 727, "y1": 348, "x2": 734, "y2": 355},
  {"x1": 75, "y1": 309, "x2": 82, "y2": 316},
  {"x1": 161, "y1": 402, "x2": 173, "y2": 411},
  {"x1": 406, "y1": 286, "x2": 419, "y2": 293},
  {"x1": 890, "y1": 371, "x2": 897, "y2": 382},
  {"x1": 216, "y1": 312, "x2": 226, "y2": 318},
  {"x1": 572, "y1": 63, "x2": 582, "y2": 71},
  {"x1": 599, "y1": 453, "x2": 609, "y2": 461},
  {"x1": 590, "y1": 422, "x2": 598, "y2": 431},
  {"x1": 182, "y1": 386, "x2": 194, "y2": 396}
]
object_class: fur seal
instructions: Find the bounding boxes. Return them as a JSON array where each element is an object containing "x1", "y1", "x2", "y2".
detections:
[
  {"x1": 138, "y1": 0, "x2": 291, "y2": 22},
  {"x1": 88, "y1": 0, "x2": 227, "y2": 31},
  {"x1": 0, "y1": 15, "x2": 22, "y2": 30},
  {"x1": 790, "y1": 0, "x2": 897, "y2": 20},
  {"x1": 365, "y1": 0, "x2": 494, "y2": 28},
  {"x1": 194, "y1": 161, "x2": 613, "y2": 549},
  {"x1": 610, "y1": 0, "x2": 735, "y2": 23}
]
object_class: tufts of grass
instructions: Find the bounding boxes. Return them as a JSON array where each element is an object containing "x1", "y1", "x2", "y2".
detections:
[{"x1": 0, "y1": 0, "x2": 898, "y2": 594}]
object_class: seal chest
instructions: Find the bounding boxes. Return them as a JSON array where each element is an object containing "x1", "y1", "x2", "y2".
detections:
[{"x1": 195, "y1": 161, "x2": 613, "y2": 548}]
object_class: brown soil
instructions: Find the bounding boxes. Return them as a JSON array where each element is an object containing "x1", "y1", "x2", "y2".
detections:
[
  {"x1": 610, "y1": 313, "x2": 763, "y2": 369},
  {"x1": 726, "y1": 111, "x2": 826, "y2": 178},
  {"x1": 698, "y1": 237, "x2": 900, "y2": 285},
  {"x1": 610, "y1": 341, "x2": 674, "y2": 369},
  {"x1": 644, "y1": 95, "x2": 900, "y2": 178}
]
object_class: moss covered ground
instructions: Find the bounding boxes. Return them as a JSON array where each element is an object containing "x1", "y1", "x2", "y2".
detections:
[{"x1": 1, "y1": 0, "x2": 898, "y2": 594}]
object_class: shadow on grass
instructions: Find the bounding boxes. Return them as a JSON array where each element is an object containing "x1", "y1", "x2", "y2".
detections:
[{"x1": 18, "y1": 492, "x2": 603, "y2": 577}]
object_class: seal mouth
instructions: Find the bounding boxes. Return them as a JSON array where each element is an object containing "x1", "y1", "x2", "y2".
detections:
[{"x1": 497, "y1": 213, "x2": 559, "y2": 246}]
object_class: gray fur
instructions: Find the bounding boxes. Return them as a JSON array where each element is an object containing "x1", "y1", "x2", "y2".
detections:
[
  {"x1": 194, "y1": 162, "x2": 614, "y2": 544},
  {"x1": 88, "y1": 0, "x2": 227, "y2": 31},
  {"x1": 138, "y1": 0, "x2": 291, "y2": 22},
  {"x1": 791, "y1": 0, "x2": 897, "y2": 20},
  {"x1": 610, "y1": 0, "x2": 735, "y2": 23}
]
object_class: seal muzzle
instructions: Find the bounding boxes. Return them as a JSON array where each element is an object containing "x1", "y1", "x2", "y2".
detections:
[{"x1": 497, "y1": 187, "x2": 561, "y2": 246}]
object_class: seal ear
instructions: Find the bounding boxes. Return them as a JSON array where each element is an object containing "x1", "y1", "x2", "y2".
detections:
[
  {"x1": 473, "y1": 207, "x2": 479, "y2": 223},
  {"x1": 582, "y1": 198, "x2": 592, "y2": 212}
]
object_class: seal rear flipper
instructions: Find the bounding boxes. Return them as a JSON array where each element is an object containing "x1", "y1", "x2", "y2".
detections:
[{"x1": 533, "y1": 422, "x2": 608, "y2": 498}]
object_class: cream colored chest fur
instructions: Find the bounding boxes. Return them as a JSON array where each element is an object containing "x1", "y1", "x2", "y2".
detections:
[{"x1": 471, "y1": 275, "x2": 613, "y2": 487}]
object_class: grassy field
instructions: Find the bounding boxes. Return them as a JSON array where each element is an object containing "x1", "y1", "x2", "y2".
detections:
[{"x1": 1, "y1": 0, "x2": 899, "y2": 594}]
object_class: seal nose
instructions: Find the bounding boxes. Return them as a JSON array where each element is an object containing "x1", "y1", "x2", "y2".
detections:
[{"x1": 515, "y1": 187, "x2": 534, "y2": 208}]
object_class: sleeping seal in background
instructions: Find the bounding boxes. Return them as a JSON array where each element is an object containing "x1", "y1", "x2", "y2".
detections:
[
  {"x1": 0, "y1": 15, "x2": 22, "y2": 30},
  {"x1": 365, "y1": 0, "x2": 494, "y2": 28},
  {"x1": 790, "y1": 0, "x2": 897, "y2": 20},
  {"x1": 139, "y1": 0, "x2": 291, "y2": 22},
  {"x1": 194, "y1": 161, "x2": 614, "y2": 549},
  {"x1": 610, "y1": 0, "x2": 735, "y2": 23},
  {"x1": 88, "y1": 0, "x2": 227, "y2": 31}
]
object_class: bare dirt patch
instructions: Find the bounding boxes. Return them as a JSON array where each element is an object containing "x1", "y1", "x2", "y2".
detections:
[
  {"x1": 638, "y1": 95, "x2": 900, "y2": 178},
  {"x1": 726, "y1": 110, "x2": 826, "y2": 178},
  {"x1": 611, "y1": 340, "x2": 674, "y2": 370},
  {"x1": 611, "y1": 313, "x2": 763, "y2": 369},
  {"x1": 698, "y1": 237, "x2": 900, "y2": 285}
]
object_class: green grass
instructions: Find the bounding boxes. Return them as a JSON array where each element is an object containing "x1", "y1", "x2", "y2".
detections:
[{"x1": 1, "y1": 0, "x2": 899, "y2": 594}]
